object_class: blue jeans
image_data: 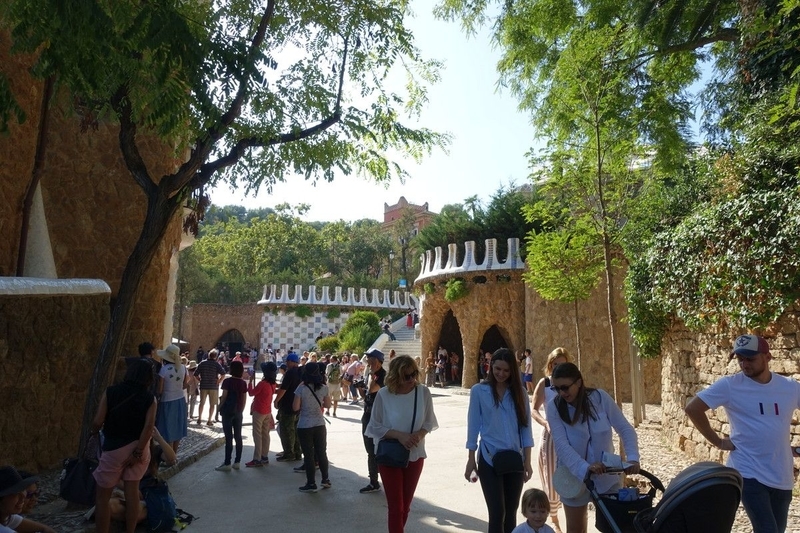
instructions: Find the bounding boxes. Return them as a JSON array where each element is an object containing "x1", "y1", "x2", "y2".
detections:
[{"x1": 741, "y1": 477, "x2": 792, "y2": 533}]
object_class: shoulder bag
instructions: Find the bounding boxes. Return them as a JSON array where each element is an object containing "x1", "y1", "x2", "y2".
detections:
[{"x1": 375, "y1": 386, "x2": 418, "y2": 468}]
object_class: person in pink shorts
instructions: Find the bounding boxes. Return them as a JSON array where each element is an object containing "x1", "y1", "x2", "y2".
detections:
[{"x1": 91, "y1": 359, "x2": 157, "y2": 533}]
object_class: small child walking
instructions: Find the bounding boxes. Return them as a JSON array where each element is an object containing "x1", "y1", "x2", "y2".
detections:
[{"x1": 511, "y1": 488, "x2": 557, "y2": 533}]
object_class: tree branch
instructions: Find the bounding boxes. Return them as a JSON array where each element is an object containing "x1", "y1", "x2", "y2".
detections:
[
  {"x1": 162, "y1": 0, "x2": 277, "y2": 194},
  {"x1": 188, "y1": 31, "x2": 351, "y2": 190},
  {"x1": 111, "y1": 86, "x2": 157, "y2": 196},
  {"x1": 627, "y1": 27, "x2": 740, "y2": 71}
]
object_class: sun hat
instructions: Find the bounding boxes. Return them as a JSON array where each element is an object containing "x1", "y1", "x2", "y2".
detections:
[
  {"x1": 187, "y1": 361, "x2": 198, "y2": 370},
  {"x1": 157, "y1": 344, "x2": 181, "y2": 364},
  {"x1": 552, "y1": 464, "x2": 587, "y2": 499},
  {"x1": 0, "y1": 466, "x2": 39, "y2": 497},
  {"x1": 730, "y1": 335, "x2": 770, "y2": 358}
]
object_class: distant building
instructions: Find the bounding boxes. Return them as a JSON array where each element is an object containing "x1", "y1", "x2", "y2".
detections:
[{"x1": 382, "y1": 196, "x2": 436, "y2": 236}]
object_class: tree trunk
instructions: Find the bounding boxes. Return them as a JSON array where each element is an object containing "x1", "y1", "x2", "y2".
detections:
[
  {"x1": 602, "y1": 233, "x2": 621, "y2": 407},
  {"x1": 77, "y1": 191, "x2": 180, "y2": 457},
  {"x1": 16, "y1": 75, "x2": 55, "y2": 276},
  {"x1": 573, "y1": 299, "x2": 582, "y2": 368}
]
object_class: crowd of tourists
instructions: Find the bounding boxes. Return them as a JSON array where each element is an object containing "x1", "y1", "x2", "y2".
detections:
[{"x1": 2, "y1": 334, "x2": 797, "y2": 533}]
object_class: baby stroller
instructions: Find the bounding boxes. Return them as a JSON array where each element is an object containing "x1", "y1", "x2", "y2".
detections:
[
  {"x1": 632, "y1": 462, "x2": 742, "y2": 533},
  {"x1": 587, "y1": 469, "x2": 665, "y2": 533}
]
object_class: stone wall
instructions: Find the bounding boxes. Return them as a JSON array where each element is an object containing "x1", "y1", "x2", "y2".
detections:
[
  {"x1": 525, "y1": 271, "x2": 661, "y2": 404},
  {"x1": 661, "y1": 307, "x2": 800, "y2": 475},
  {"x1": 0, "y1": 290, "x2": 109, "y2": 470},
  {"x1": 0, "y1": 28, "x2": 185, "y2": 356},
  {"x1": 419, "y1": 272, "x2": 527, "y2": 387},
  {"x1": 183, "y1": 304, "x2": 264, "y2": 355}
]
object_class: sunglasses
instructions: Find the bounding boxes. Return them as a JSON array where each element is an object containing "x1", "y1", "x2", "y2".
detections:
[
  {"x1": 25, "y1": 490, "x2": 40, "y2": 499},
  {"x1": 403, "y1": 372, "x2": 417, "y2": 381},
  {"x1": 550, "y1": 379, "x2": 579, "y2": 393}
]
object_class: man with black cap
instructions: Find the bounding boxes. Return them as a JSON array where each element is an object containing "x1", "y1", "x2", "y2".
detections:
[
  {"x1": 274, "y1": 352, "x2": 303, "y2": 462},
  {"x1": 0, "y1": 466, "x2": 55, "y2": 533},
  {"x1": 358, "y1": 348, "x2": 386, "y2": 494},
  {"x1": 686, "y1": 334, "x2": 800, "y2": 533}
]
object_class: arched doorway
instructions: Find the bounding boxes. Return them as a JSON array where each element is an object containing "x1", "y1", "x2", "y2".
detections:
[
  {"x1": 437, "y1": 310, "x2": 463, "y2": 385},
  {"x1": 477, "y1": 325, "x2": 510, "y2": 380},
  {"x1": 217, "y1": 329, "x2": 246, "y2": 359}
]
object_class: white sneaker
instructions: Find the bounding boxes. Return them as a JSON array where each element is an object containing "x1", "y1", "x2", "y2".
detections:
[
  {"x1": 232, "y1": 462, "x2": 241, "y2": 470},
  {"x1": 215, "y1": 463, "x2": 232, "y2": 472}
]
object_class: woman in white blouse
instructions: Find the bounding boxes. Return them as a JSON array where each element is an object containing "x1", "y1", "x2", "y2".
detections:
[
  {"x1": 366, "y1": 355, "x2": 438, "y2": 533},
  {"x1": 546, "y1": 363, "x2": 639, "y2": 533}
]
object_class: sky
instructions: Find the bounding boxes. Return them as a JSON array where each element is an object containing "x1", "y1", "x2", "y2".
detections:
[{"x1": 209, "y1": 1, "x2": 538, "y2": 223}]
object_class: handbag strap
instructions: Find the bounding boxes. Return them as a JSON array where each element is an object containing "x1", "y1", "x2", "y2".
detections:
[{"x1": 409, "y1": 385, "x2": 418, "y2": 432}]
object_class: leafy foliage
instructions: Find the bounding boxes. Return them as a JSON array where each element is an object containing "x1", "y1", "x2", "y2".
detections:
[
  {"x1": 317, "y1": 335, "x2": 339, "y2": 353},
  {"x1": 444, "y1": 278, "x2": 468, "y2": 302},
  {"x1": 292, "y1": 305, "x2": 313, "y2": 318},
  {"x1": 336, "y1": 310, "x2": 381, "y2": 353}
]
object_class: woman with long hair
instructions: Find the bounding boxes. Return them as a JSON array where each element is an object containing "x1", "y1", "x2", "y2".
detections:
[
  {"x1": 293, "y1": 362, "x2": 332, "y2": 492},
  {"x1": 215, "y1": 361, "x2": 248, "y2": 471},
  {"x1": 366, "y1": 355, "x2": 438, "y2": 533},
  {"x1": 547, "y1": 363, "x2": 640, "y2": 533},
  {"x1": 531, "y1": 347, "x2": 571, "y2": 533},
  {"x1": 465, "y1": 348, "x2": 534, "y2": 533},
  {"x1": 91, "y1": 359, "x2": 157, "y2": 533},
  {"x1": 247, "y1": 362, "x2": 277, "y2": 467}
]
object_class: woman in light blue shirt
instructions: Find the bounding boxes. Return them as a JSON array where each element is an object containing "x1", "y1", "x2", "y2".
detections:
[{"x1": 465, "y1": 348, "x2": 534, "y2": 533}]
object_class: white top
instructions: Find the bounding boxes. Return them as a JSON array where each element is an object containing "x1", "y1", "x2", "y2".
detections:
[
  {"x1": 525, "y1": 355, "x2": 533, "y2": 374},
  {"x1": 546, "y1": 388, "x2": 639, "y2": 494},
  {"x1": 365, "y1": 385, "x2": 439, "y2": 462},
  {"x1": 511, "y1": 522, "x2": 555, "y2": 533},
  {"x1": 697, "y1": 371, "x2": 800, "y2": 489},
  {"x1": 159, "y1": 363, "x2": 186, "y2": 402},
  {"x1": 1, "y1": 514, "x2": 22, "y2": 532}
]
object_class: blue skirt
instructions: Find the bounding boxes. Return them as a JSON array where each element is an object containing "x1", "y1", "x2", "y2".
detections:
[{"x1": 156, "y1": 396, "x2": 188, "y2": 442}]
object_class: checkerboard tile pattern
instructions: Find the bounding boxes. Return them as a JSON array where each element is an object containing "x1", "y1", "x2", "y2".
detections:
[{"x1": 260, "y1": 311, "x2": 351, "y2": 352}]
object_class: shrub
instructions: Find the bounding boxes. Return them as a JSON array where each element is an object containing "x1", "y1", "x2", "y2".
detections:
[
  {"x1": 338, "y1": 311, "x2": 382, "y2": 352},
  {"x1": 292, "y1": 305, "x2": 313, "y2": 318},
  {"x1": 445, "y1": 278, "x2": 469, "y2": 302},
  {"x1": 317, "y1": 336, "x2": 339, "y2": 353},
  {"x1": 424, "y1": 282, "x2": 435, "y2": 294},
  {"x1": 326, "y1": 308, "x2": 341, "y2": 319}
]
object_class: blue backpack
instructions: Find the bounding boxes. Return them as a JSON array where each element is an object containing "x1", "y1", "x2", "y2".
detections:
[{"x1": 141, "y1": 479, "x2": 177, "y2": 532}]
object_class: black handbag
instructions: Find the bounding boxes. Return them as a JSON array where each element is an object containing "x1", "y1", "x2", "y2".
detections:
[
  {"x1": 59, "y1": 457, "x2": 98, "y2": 506},
  {"x1": 491, "y1": 449, "x2": 524, "y2": 475},
  {"x1": 376, "y1": 386, "x2": 418, "y2": 468}
]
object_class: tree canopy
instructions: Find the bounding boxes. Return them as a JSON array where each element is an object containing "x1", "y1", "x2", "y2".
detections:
[{"x1": 2, "y1": 0, "x2": 449, "y2": 455}]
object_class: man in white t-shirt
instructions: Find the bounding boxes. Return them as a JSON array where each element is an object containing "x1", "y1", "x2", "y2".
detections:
[{"x1": 685, "y1": 334, "x2": 800, "y2": 533}]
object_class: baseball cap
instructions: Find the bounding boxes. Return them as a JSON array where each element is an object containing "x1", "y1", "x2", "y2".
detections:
[
  {"x1": 731, "y1": 335, "x2": 770, "y2": 358},
  {"x1": 365, "y1": 349, "x2": 384, "y2": 363},
  {"x1": 286, "y1": 352, "x2": 300, "y2": 363}
]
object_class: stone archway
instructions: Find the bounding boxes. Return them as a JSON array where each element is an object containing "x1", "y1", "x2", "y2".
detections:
[
  {"x1": 216, "y1": 328, "x2": 246, "y2": 357},
  {"x1": 475, "y1": 324, "x2": 509, "y2": 377},
  {"x1": 438, "y1": 310, "x2": 464, "y2": 384}
]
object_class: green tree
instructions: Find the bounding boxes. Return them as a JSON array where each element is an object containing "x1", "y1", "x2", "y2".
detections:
[
  {"x1": 2, "y1": 0, "x2": 447, "y2": 454},
  {"x1": 523, "y1": 219, "x2": 604, "y2": 366}
]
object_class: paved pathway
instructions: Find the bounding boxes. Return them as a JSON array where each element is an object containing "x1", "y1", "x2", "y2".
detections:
[{"x1": 166, "y1": 387, "x2": 571, "y2": 532}]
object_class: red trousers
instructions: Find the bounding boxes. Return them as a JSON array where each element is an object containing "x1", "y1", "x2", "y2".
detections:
[{"x1": 378, "y1": 458, "x2": 425, "y2": 533}]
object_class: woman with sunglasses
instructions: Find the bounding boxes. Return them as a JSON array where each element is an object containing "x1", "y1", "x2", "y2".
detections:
[
  {"x1": 530, "y1": 347, "x2": 571, "y2": 533},
  {"x1": 546, "y1": 362, "x2": 640, "y2": 533},
  {"x1": 365, "y1": 355, "x2": 438, "y2": 533},
  {"x1": 465, "y1": 348, "x2": 534, "y2": 533}
]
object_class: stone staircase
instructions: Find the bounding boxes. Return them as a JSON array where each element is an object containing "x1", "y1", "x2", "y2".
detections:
[{"x1": 382, "y1": 322, "x2": 422, "y2": 359}]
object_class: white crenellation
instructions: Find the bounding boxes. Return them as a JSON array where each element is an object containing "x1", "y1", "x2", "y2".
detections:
[
  {"x1": 415, "y1": 237, "x2": 526, "y2": 283},
  {"x1": 257, "y1": 283, "x2": 417, "y2": 310}
]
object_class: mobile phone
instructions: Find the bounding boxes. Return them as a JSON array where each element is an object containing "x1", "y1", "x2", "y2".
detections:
[{"x1": 794, "y1": 447, "x2": 800, "y2": 455}]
